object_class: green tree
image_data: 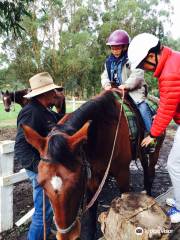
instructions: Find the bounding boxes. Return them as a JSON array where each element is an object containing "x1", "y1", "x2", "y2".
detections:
[
  {"x1": 0, "y1": 0, "x2": 174, "y2": 97},
  {"x1": 0, "y1": 0, "x2": 33, "y2": 36}
]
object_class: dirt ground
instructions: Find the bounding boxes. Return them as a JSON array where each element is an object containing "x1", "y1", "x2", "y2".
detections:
[{"x1": 0, "y1": 125, "x2": 178, "y2": 240}]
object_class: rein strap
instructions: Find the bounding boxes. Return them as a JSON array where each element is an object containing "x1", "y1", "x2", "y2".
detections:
[
  {"x1": 54, "y1": 217, "x2": 77, "y2": 234},
  {"x1": 85, "y1": 90, "x2": 125, "y2": 212}
]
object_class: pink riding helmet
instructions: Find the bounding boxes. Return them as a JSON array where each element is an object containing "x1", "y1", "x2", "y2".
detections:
[{"x1": 106, "y1": 30, "x2": 130, "y2": 46}]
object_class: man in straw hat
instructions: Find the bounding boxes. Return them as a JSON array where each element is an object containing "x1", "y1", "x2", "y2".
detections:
[{"x1": 14, "y1": 72, "x2": 63, "y2": 239}]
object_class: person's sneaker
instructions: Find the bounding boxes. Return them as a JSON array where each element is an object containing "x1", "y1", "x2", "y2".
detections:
[
  {"x1": 167, "y1": 207, "x2": 180, "y2": 223},
  {"x1": 166, "y1": 198, "x2": 176, "y2": 207}
]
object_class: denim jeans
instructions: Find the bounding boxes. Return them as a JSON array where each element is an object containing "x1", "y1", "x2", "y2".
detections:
[
  {"x1": 136, "y1": 101, "x2": 153, "y2": 132},
  {"x1": 26, "y1": 170, "x2": 53, "y2": 240},
  {"x1": 167, "y1": 126, "x2": 180, "y2": 210}
]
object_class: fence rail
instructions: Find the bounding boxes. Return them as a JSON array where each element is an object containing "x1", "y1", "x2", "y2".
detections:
[
  {"x1": 66, "y1": 98, "x2": 86, "y2": 111},
  {"x1": 0, "y1": 140, "x2": 29, "y2": 232},
  {"x1": 0, "y1": 98, "x2": 86, "y2": 233}
]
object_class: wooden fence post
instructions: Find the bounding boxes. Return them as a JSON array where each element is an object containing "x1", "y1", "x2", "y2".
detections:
[
  {"x1": 72, "y1": 97, "x2": 76, "y2": 111},
  {"x1": 0, "y1": 140, "x2": 15, "y2": 232}
]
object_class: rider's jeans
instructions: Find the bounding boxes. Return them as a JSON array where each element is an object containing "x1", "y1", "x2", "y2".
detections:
[
  {"x1": 167, "y1": 125, "x2": 180, "y2": 210},
  {"x1": 26, "y1": 170, "x2": 53, "y2": 240},
  {"x1": 136, "y1": 101, "x2": 153, "y2": 132}
]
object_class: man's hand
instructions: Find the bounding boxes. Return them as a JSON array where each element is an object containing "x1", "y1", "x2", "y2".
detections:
[{"x1": 141, "y1": 135, "x2": 155, "y2": 147}]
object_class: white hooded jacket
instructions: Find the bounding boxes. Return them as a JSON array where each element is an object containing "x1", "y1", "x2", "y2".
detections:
[{"x1": 101, "y1": 61, "x2": 147, "y2": 104}]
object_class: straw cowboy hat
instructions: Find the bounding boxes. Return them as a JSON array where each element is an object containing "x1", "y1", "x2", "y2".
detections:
[{"x1": 24, "y1": 72, "x2": 63, "y2": 98}]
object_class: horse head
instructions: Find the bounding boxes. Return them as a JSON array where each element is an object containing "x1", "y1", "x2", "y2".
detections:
[
  {"x1": 2, "y1": 90, "x2": 11, "y2": 112},
  {"x1": 53, "y1": 89, "x2": 66, "y2": 114},
  {"x1": 22, "y1": 121, "x2": 90, "y2": 240}
]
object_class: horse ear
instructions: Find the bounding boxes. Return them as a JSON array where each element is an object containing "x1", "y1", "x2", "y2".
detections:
[
  {"x1": 68, "y1": 122, "x2": 90, "y2": 151},
  {"x1": 6, "y1": 90, "x2": 9, "y2": 94},
  {"x1": 21, "y1": 124, "x2": 47, "y2": 153}
]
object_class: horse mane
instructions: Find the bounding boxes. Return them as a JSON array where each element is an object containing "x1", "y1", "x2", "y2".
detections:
[
  {"x1": 12, "y1": 89, "x2": 28, "y2": 98},
  {"x1": 47, "y1": 90, "x2": 119, "y2": 167},
  {"x1": 55, "y1": 90, "x2": 118, "y2": 134},
  {"x1": 4, "y1": 89, "x2": 28, "y2": 103}
]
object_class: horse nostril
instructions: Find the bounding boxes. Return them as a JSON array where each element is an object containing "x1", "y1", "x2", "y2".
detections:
[{"x1": 5, "y1": 109, "x2": 10, "y2": 112}]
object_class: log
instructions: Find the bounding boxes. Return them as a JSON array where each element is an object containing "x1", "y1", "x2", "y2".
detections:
[{"x1": 98, "y1": 193, "x2": 171, "y2": 240}]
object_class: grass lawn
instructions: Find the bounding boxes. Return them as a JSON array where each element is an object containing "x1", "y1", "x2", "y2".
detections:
[
  {"x1": 0, "y1": 102, "x2": 80, "y2": 128},
  {"x1": 0, "y1": 103, "x2": 21, "y2": 127}
]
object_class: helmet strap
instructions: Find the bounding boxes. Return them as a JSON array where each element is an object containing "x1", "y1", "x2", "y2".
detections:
[
  {"x1": 144, "y1": 60, "x2": 156, "y2": 67},
  {"x1": 144, "y1": 52, "x2": 158, "y2": 68},
  {"x1": 155, "y1": 52, "x2": 158, "y2": 67}
]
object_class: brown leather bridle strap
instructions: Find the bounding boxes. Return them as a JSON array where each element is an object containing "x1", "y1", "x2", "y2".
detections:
[{"x1": 85, "y1": 90, "x2": 125, "y2": 212}]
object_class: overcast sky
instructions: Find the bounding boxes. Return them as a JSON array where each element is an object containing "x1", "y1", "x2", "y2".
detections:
[{"x1": 0, "y1": 0, "x2": 180, "y2": 49}]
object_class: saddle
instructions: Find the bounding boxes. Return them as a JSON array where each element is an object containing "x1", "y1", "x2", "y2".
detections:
[{"x1": 112, "y1": 91, "x2": 158, "y2": 158}]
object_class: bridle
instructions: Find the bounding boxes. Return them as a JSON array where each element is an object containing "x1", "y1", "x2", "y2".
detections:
[{"x1": 41, "y1": 130, "x2": 91, "y2": 235}]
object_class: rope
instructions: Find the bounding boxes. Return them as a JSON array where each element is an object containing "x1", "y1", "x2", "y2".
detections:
[
  {"x1": 85, "y1": 90, "x2": 125, "y2": 212},
  {"x1": 43, "y1": 190, "x2": 47, "y2": 240}
]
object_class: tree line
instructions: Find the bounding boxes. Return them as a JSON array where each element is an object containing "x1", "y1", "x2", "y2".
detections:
[{"x1": 0, "y1": 0, "x2": 180, "y2": 98}]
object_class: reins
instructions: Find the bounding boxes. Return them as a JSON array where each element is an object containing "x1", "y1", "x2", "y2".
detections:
[{"x1": 84, "y1": 90, "x2": 125, "y2": 212}]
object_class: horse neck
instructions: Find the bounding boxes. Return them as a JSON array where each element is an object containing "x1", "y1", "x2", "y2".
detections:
[
  {"x1": 66, "y1": 92, "x2": 118, "y2": 133},
  {"x1": 11, "y1": 90, "x2": 27, "y2": 107}
]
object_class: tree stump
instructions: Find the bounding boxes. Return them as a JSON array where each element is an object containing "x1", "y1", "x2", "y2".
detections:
[{"x1": 98, "y1": 193, "x2": 171, "y2": 240}]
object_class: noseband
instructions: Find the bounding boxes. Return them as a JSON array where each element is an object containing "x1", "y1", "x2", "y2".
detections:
[{"x1": 54, "y1": 217, "x2": 77, "y2": 234}]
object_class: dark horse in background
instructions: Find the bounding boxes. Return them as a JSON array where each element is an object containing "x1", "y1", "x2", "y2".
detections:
[
  {"x1": 1, "y1": 89, "x2": 29, "y2": 111},
  {"x1": 1, "y1": 88, "x2": 66, "y2": 114},
  {"x1": 22, "y1": 90, "x2": 164, "y2": 240}
]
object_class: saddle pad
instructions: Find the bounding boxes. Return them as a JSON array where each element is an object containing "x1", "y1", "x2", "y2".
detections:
[
  {"x1": 112, "y1": 92, "x2": 138, "y2": 141},
  {"x1": 146, "y1": 99, "x2": 158, "y2": 115}
]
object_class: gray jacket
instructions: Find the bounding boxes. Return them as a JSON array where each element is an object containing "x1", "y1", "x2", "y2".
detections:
[{"x1": 101, "y1": 62, "x2": 147, "y2": 104}]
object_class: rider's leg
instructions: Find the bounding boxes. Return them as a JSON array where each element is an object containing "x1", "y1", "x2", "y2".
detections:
[{"x1": 136, "y1": 100, "x2": 152, "y2": 132}]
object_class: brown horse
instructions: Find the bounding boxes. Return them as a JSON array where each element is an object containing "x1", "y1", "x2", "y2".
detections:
[
  {"x1": 1, "y1": 88, "x2": 66, "y2": 114},
  {"x1": 1, "y1": 89, "x2": 29, "y2": 111},
  {"x1": 22, "y1": 90, "x2": 164, "y2": 240}
]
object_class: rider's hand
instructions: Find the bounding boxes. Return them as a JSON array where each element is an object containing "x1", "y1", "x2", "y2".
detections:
[
  {"x1": 152, "y1": 114, "x2": 156, "y2": 120},
  {"x1": 141, "y1": 135, "x2": 155, "y2": 147},
  {"x1": 118, "y1": 85, "x2": 128, "y2": 91},
  {"x1": 104, "y1": 85, "x2": 112, "y2": 90}
]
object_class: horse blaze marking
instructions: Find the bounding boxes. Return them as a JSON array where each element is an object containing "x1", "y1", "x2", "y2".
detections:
[{"x1": 50, "y1": 176, "x2": 63, "y2": 191}]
